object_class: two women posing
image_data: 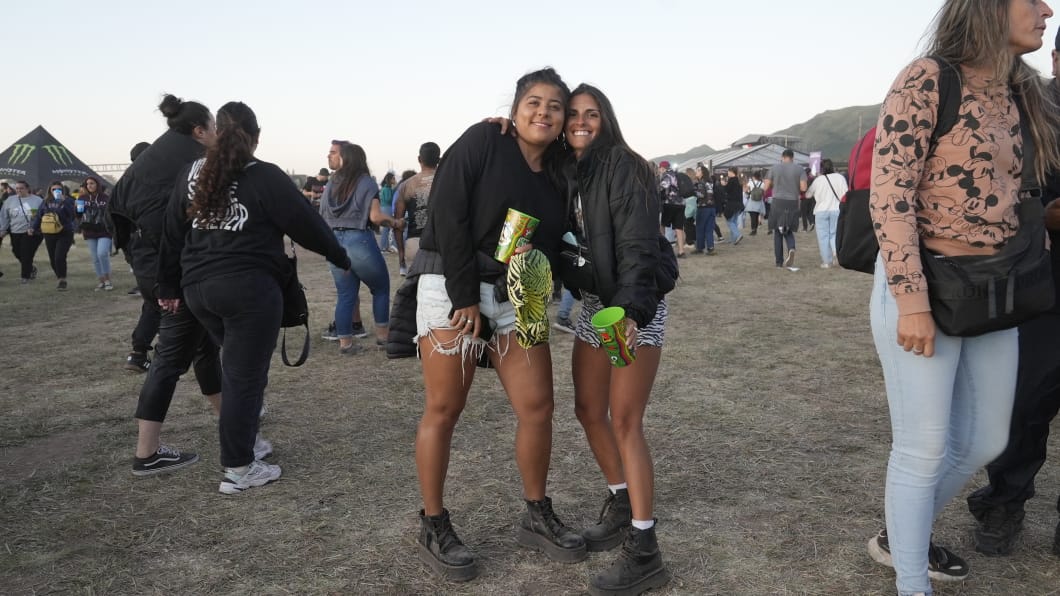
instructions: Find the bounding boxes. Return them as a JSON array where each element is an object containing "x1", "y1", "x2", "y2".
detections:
[{"x1": 408, "y1": 67, "x2": 671, "y2": 596}]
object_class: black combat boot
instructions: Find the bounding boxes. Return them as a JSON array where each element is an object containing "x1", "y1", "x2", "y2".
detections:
[
  {"x1": 516, "y1": 496, "x2": 588, "y2": 562},
  {"x1": 972, "y1": 506, "x2": 1025, "y2": 556},
  {"x1": 589, "y1": 523, "x2": 670, "y2": 596},
  {"x1": 417, "y1": 509, "x2": 478, "y2": 582},
  {"x1": 582, "y1": 488, "x2": 632, "y2": 552}
]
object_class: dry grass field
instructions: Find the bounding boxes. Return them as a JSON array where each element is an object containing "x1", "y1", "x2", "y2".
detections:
[{"x1": 1, "y1": 225, "x2": 1058, "y2": 595}]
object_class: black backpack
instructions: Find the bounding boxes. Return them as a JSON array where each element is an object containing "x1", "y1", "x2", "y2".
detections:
[{"x1": 676, "y1": 172, "x2": 695, "y2": 198}]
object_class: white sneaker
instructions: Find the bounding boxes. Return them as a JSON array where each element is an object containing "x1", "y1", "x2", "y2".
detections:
[
  {"x1": 253, "y1": 435, "x2": 273, "y2": 460},
  {"x1": 218, "y1": 460, "x2": 282, "y2": 494}
]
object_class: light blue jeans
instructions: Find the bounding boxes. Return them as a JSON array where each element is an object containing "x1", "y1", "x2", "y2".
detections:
[
  {"x1": 726, "y1": 212, "x2": 742, "y2": 243},
  {"x1": 814, "y1": 210, "x2": 839, "y2": 265},
  {"x1": 329, "y1": 229, "x2": 390, "y2": 338},
  {"x1": 557, "y1": 288, "x2": 575, "y2": 320},
  {"x1": 86, "y1": 237, "x2": 112, "y2": 277},
  {"x1": 869, "y1": 257, "x2": 1017, "y2": 595}
]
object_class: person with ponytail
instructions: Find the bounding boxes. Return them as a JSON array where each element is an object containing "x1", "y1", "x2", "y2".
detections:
[
  {"x1": 113, "y1": 94, "x2": 225, "y2": 477},
  {"x1": 157, "y1": 102, "x2": 351, "y2": 495}
]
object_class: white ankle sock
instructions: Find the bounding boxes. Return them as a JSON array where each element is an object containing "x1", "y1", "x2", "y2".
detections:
[
  {"x1": 607, "y1": 482, "x2": 628, "y2": 495},
  {"x1": 632, "y1": 519, "x2": 654, "y2": 530}
]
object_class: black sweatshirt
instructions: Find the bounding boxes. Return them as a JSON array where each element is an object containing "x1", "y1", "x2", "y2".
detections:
[
  {"x1": 418, "y1": 122, "x2": 566, "y2": 309},
  {"x1": 157, "y1": 158, "x2": 351, "y2": 299}
]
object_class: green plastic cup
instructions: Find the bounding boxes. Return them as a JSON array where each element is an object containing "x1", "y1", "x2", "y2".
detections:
[
  {"x1": 590, "y1": 306, "x2": 635, "y2": 367},
  {"x1": 495, "y1": 208, "x2": 540, "y2": 263}
]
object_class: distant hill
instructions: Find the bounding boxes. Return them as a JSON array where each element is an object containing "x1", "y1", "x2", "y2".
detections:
[
  {"x1": 770, "y1": 104, "x2": 882, "y2": 161},
  {"x1": 651, "y1": 144, "x2": 715, "y2": 166},
  {"x1": 653, "y1": 104, "x2": 881, "y2": 166}
]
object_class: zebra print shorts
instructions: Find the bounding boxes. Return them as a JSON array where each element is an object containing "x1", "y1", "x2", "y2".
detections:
[{"x1": 574, "y1": 292, "x2": 667, "y2": 348}]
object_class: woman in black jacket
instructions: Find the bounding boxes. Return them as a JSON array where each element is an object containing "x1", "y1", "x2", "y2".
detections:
[
  {"x1": 158, "y1": 102, "x2": 351, "y2": 494},
  {"x1": 723, "y1": 167, "x2": 745, "y2": 245},
  {"x1": 562, "y1": 83, "x2": 670, "y2": 596}
]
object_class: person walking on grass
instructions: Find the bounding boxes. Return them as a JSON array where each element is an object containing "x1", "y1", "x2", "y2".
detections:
[
  {"x1": 866, "y1": 1, "x2": 1060, "y2": 594},
  {"x1": 803, "y1": 159, "x2": 846, "y2": 268},
  {"x1": 78, "y1": 176, "x2": 114, "y2": 291},
  {"x1": 764, "y1": 149, "x2": 806, "y2": 268},
  {"x1": 0, "y1": 180, "x2": 43, "y2": 284},
  {"x1": 31, "y1": 182, "x2": 76, "y2": 291},
  {"x1": 394, "y1": 142, "x2": 440, "y2": 277}
]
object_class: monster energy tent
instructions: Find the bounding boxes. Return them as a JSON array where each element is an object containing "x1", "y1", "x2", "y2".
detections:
[{"x1": 0, "y1": 125, "x2": 106, "y2": 191}]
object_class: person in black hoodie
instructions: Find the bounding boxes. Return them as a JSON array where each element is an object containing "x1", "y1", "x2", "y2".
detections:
[
  {"x1": 410, "y1": 68, "x2": 585, "y2": 581},
  {"x1": 158, "y1": 101, "x2": 351, "y2": 495},
  {"x1": 110, "y1": 95, "x2": 224, "y2": 476},
  {"x1": 561, "y1": 84, "x2": 671, "y2": 596}
]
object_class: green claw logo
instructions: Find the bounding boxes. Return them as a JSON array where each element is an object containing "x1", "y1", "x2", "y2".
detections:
[
  {"x1": 8, "y1": 144, "x2": 35, "y2": 165},
  {"x1": 43, "y1": 145, "x2": 73, "y2": 166}
]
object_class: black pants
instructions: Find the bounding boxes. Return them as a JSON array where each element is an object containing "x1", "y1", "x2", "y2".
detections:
[
  {"x1": 683, "y1": 217, "x2": 696, "y2": 246},
  {"x1": 10, "y1": 232, "x2": 42, "y2": 280},
  {"x1": 749, "y1": 212, "x2": 761, "y2": 233},
  {"x1": 43, "y1": 231, "x2": 74, "y2": 279},
  {"x1": 132, "y1": 275, "x2": 163, "y2": 354},
  {"x1": 133, "y1": 299, "x2": 223, "y2": 423},
  {"x1": 799, "y1": 198, "x2": 815, "y2": 231},
  {"x1": 186, "y1": 271, "x2": 282, "y2": 468},
  {"x1": 967, "y1": 312, "x2": 1060, "y2": 518}
]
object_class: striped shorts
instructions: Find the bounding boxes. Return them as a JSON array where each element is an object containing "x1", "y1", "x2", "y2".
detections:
[{"x1": 574, "y1": 292, "x2": 667, "y2": 348}]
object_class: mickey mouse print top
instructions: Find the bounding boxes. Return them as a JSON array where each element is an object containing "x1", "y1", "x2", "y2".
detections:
[{"x1": 870, "y1": 57, "x2": 1023, "y2": 316}]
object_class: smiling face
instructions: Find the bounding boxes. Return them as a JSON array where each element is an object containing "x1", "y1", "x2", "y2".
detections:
[
  {"x1": 511, "y1": 83, "x2": 565, "y2": 148},
  {"x1": 85, "y1": 178, "x2": 98, "y2": 193},
  {"x1": 15, "y1": 182, "x2": 29, "y2": 197},
  {"x1": 1009, "y1": 0, "x2": 1053, "y2": 56},
  {"x1": 566, "y1": 93, "x2": 601, "y2": 159}
]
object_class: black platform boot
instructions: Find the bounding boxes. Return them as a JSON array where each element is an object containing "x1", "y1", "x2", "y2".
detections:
[
  {"x1": 582, "y1": 488, "x2": 632, "y2": 552},
  {"x1": 589, "y1": 523, "x2": 670, "y2": 596},
  {"x1": 417, "y1": 509, "x2": 479, "y2": 582},
  {"x1": 516, "y1": 496, "x2": 588, "y2": 562}
]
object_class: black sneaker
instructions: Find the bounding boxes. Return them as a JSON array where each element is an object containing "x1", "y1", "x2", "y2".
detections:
[
  {"x1": 127, "y1": 286, "x2": 140, "y2": 296},
  {"x1": 57, "y1": 280, "x2": 67, "y2": 291},
  {"x1": 417, "y1": 509, "x2": 479, "y2": 582},
  {"x1": 125, "y1": 351, "x2": 150, "y2": 373},
  {"x1": 351, "y1": 322, "x2": 369, "y2": 338},
  {"x1": 322, "y1": 321, "x2": 339, "y2": 341},
  {"x1": 30, "y1": 265, "x2": 37, "y2": 280},
  {"x1": 132, "y1": 444, "x2": 199, "y2": 476},
  {"x1": 582, "y1": 489, "x2": 632, "y2": 552},
  {"x1": 974, "y1": 507, "x2": 1024, "y2": 556},
  {"x1": 516, "y1": 496, "x2": 588, "y2": 562},
  {"x1": 867, "y1": 529, "x2": 969, "y2": 582}
]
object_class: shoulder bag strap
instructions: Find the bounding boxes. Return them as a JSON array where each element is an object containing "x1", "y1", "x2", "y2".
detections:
[
  {"x1": 281, "y1": 239, "x2": 310, "y2": 367},
  {"x1": 822, "y1": 174, "x2": 841, "y2": 201}
]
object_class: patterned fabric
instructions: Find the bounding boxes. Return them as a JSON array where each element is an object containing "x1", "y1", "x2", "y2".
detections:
[
  {"x1": 506, "y1": 249, "x2": 552, "y2": 348},
  {"x1": 870, "y1": 57, "x2": 1022, "y2": 314},
  {"x1": 575, "y1": 292, "x2": 667, "y2": 348}
]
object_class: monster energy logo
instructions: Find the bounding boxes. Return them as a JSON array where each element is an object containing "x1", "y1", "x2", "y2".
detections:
[
  {"x1": 43, "y1": 145, "x2": 73, "y2": 166},
  {"x1": 8, "y1": 144, "x2": 35, "y2": 165}
]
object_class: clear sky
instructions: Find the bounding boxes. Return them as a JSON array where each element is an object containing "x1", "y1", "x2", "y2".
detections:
[{"x1": 3, "y1": 0, "x2": 1058, "y2": 177}]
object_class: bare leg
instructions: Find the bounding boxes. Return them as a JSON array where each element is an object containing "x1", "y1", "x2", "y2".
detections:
[
  {"x1": 416, "y1": 329, "x2": 476, "y2": 516},
  {"x1": 609, "y1": 346, "x2": 662, "y2": 520},
  {"x1": 490, "y1": 334, "x2": 555, "y2": 501},
  {"x1": 573, "y1": 339, "x2": 624, "y2": 483}
]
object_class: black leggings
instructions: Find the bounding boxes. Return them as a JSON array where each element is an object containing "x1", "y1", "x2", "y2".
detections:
[
  {"x1": 44, "y1": 231, "x2": 74, "y2": 279},
  {"x1": 9, "y1": 232, "x2": 42, "y2": 279}
]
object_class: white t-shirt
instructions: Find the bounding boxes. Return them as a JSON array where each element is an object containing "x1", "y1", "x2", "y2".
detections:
[{"x1": 805, "y1": 173, "x2": 847, "y2": 213}]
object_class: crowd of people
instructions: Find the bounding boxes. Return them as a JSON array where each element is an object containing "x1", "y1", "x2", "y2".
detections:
[{"x1": 3, "y1": 1, "x2": 1060, "y2": 595}]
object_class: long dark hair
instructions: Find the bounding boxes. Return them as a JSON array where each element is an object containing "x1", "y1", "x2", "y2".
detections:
[
  {"x1": 331, "y1": 142, "x2": 371, "y2": 206},
  {"x1": 158, "y1": 94, "x2": 211, "y2": 136},
  {"x1": 187, "y1": 102, "x2": 260, "y2": 225},
  {"x1": 569, "y1": 83, "x2": 654, "y2": 193},
  {"x1": 511, "y1": 68, "x2": 571, "y2": 191}
]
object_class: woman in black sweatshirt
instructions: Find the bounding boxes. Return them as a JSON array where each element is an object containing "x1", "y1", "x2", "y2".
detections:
[
  {"x1": 411, "y1": 68, "x2": 586, "y2": 581},
  {"x1": 157, "y1": 102, "x2": 351, "y2": 495}
]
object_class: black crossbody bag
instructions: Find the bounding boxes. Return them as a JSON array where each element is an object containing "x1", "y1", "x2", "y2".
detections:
[
  {"x1": 280, "y1": 241, "x2": 310, "y2": 366},
  {"x1": 919, "y1": 94, "x2": 1054, "y2": 337}
]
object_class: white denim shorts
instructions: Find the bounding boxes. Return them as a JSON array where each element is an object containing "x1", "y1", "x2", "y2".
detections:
[{"x1": 416, "y1": 274, "x2": 517, "y2": 359}]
